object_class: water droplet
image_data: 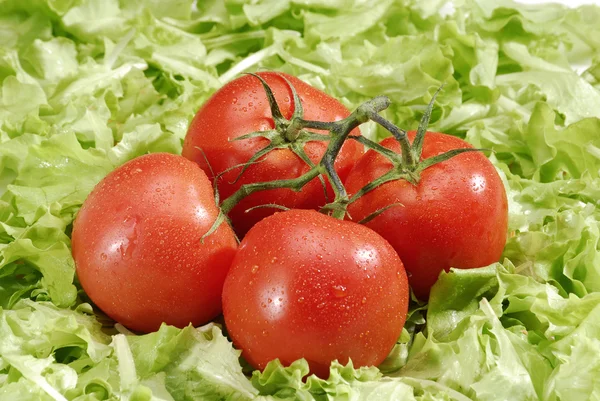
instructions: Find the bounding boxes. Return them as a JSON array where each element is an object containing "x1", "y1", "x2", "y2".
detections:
[
  {"x1": 268, "y1": 298, "x2": 273, "y2": 304},
  {"x1": 260, "y1": 302, "x2": 266, "y2": 308},
  {"x1": 232, "y1": 97, "x2": 238, "y2": 104},
  {"x1": 100, "y1": 253, "x2": 107, "y2": 261},
  {"x1": 155, "y1": 188, "x2": 161, "y2": 193},
  {"x1": 262, "y1": 330, "x2": 268, "y2": 336},
  {"x1": 361, "y1": 297, "x2": 367, "y2": 304},
  {"x1": 271, "y1": 257, "x2": 278, "y2": 263},
  {"x1": 332, "y1": 285, "x2": 347, "y2": 298},
  {"x1": 316, "y1": 302, "x2": 326, "y2": 309},
  {"x1": 251, "y1": 265, "x2": 259, "y2": 274},
  {"x1": 298, "y1": 297, "x2": 305, "y2": 303},
  {"x1": 242, "y1": 107, "x2": 248, "y2": 112},
  {"x1": 316, "y1": 254, "x2": 323, "y2": 260}
]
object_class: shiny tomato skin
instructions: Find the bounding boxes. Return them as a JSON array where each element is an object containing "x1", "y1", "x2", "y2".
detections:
[
  {"x1": 222, "y1": 209, "x2": 409, "y2": 378},
  {"x1": 72, "y1": 153, "x2": 237, "y2": 333},
  {"x1": 182, "y1": 72, "x2": 363, "y2": 236},
  {"x1": 345, "y1": 132, "x2": 508, "y2": 300}
]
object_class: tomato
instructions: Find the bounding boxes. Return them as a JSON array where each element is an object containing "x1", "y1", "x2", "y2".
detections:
[
  {"x1": 72, "y1": 153, "x2": 237, "y2": 333},
  {"x1": 345, "y1": 132, "x2": 508, "y2": 300},
  {"x1": 222, "y1": 209, "x2": 409, "y2": 378},
  {"x1": 182, "y1": 72, "x2": 363, "y2": 236}
]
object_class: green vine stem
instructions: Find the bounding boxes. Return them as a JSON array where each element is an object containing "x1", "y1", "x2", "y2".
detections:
[{"x1": 219, "y1": 96, "x2": 390, "y2": 217}]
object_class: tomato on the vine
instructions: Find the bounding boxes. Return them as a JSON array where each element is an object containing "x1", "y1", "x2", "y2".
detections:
[
  {"x1": 345, "y1": 132, "x2": 508, "y2": 300},
  {"x1": 222, "y1": 209, "x2": 409, "y2": 378},
  {"x1": 182, "y1": 72, "x2": 363, "y2": 236},
  {"x1": 72, "y1": 153, "x2": 237, "y2": 333}
]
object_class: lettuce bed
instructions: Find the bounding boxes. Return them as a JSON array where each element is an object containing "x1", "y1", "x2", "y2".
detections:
[{"x1": 1, "y1": 0, "x2": 600, "y2": 400}]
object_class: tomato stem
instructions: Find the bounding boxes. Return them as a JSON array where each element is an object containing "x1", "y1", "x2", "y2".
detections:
[{"x1": 203, "y1": 91, "x2": 392, "y2": 236}]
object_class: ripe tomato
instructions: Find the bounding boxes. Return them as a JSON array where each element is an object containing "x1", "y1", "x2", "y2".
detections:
[
  {"x1": 222, "y1": 209, "x2": 409, "y2": 378},
  {"x1": 345, "y1": 132, "x2": 508, "y2": 300},
  {"x1": 182, "y1": 72, "x2": 363, "y2": 236},
  {"x1": 72, "y1": 153, "x2": 237, "y2": 333}
]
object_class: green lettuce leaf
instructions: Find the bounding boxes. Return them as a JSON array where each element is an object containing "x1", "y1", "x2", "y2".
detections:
[
  {"x1": 0, "y1": 300, "x2": 257, "y2": 400},
  {"x1": 1, "y1": 0, "x2": 600, "y2": 399}
]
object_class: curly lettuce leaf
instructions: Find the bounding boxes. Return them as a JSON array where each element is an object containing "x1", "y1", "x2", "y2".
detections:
[
  {"x1": 0, "y1": 300, "x2": 256, "y2": 401},
  {"x1": 0, "y1": 0, "x2": 600, "y2": 400}
]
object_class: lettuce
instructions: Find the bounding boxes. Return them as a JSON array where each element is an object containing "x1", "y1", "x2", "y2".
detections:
[
  {"x1": 1, "y1": 0, "x2": 599, "y2": 400},
  {"x1": 0, "y1": 300, "x2": 255, "y2": 400}
]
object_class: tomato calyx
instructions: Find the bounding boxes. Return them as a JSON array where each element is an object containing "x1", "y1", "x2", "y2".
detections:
[
  {"x1": 343, "y1": 87, "x2": 487, "y2": 222},
  {"x1": 224, "y1": 75, "x2": 317, "y2": 189}
]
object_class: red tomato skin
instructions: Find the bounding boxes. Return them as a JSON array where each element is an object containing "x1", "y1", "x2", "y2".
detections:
[
  {"x1": 222, "y1": 209, "x2": 409, "y2": 378},
  {"x1": 345, "y1": 132, "x2": 508, "y2": 300},
  {"x1": 182, "y1": 72, "x2": 363, "y2": 236},
  {"x1": 72, "y1": 153, "x2": 237, "y2": 333}
]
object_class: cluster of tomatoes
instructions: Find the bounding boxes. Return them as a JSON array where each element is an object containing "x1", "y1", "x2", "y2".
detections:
[{"x1": 71, "y1": 72, "x2": 508, "y2": 377}]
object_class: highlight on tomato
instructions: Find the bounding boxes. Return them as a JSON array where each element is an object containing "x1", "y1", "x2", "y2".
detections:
[{"x1": 71, "y1": 153, "x2": 238, "y2": 333}]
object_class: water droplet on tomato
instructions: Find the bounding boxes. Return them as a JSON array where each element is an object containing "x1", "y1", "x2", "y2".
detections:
[
  {"x1": 316, "y1": 302, "x2": 325, "y2": 309},
  {"x1": 361, "y1": 297, "x2": 367, "y2": 304},
  {"x1": 332, "y1": 285, "x2": 347, "y2": 298},
  {"x1": 100, "y1": 253, "x2": 107, "y2": 261},
  {"x1": 251, "y1": 265, "x2": 259, "y2": 274},
  {"x1": 297, "y1": 297, "x2": 305, "y2": 303},
  {"x1": 232, "y1": 97, "x2": 238, "y2": 104},
  {"x1": 268, "y1": 298, "x2": 273, "y2": 304},
  {"x1": 271, "y1": 257, "x2": 278, "y2": 263},
  {"x1": 316, "y1": 254, "x2": 323, "y2": 260}
]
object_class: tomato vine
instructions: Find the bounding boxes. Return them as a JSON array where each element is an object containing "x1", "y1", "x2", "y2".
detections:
[{"x1": 203, "y1": 73, "x2": 481, "y2": 239}]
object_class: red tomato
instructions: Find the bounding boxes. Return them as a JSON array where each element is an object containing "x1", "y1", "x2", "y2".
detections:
[
  {"x1": 345, "y1": 132, "x2": 508, "y2": 300},
  {"x1": 222, "y1": 209, "x2": 409, "y2": 378},
  {"x1": 72, "y1": 153, "x2": 237, "y2": 333},
  {"x1": 182, "y1": 72, "x2": 363, "y2": 236}
]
